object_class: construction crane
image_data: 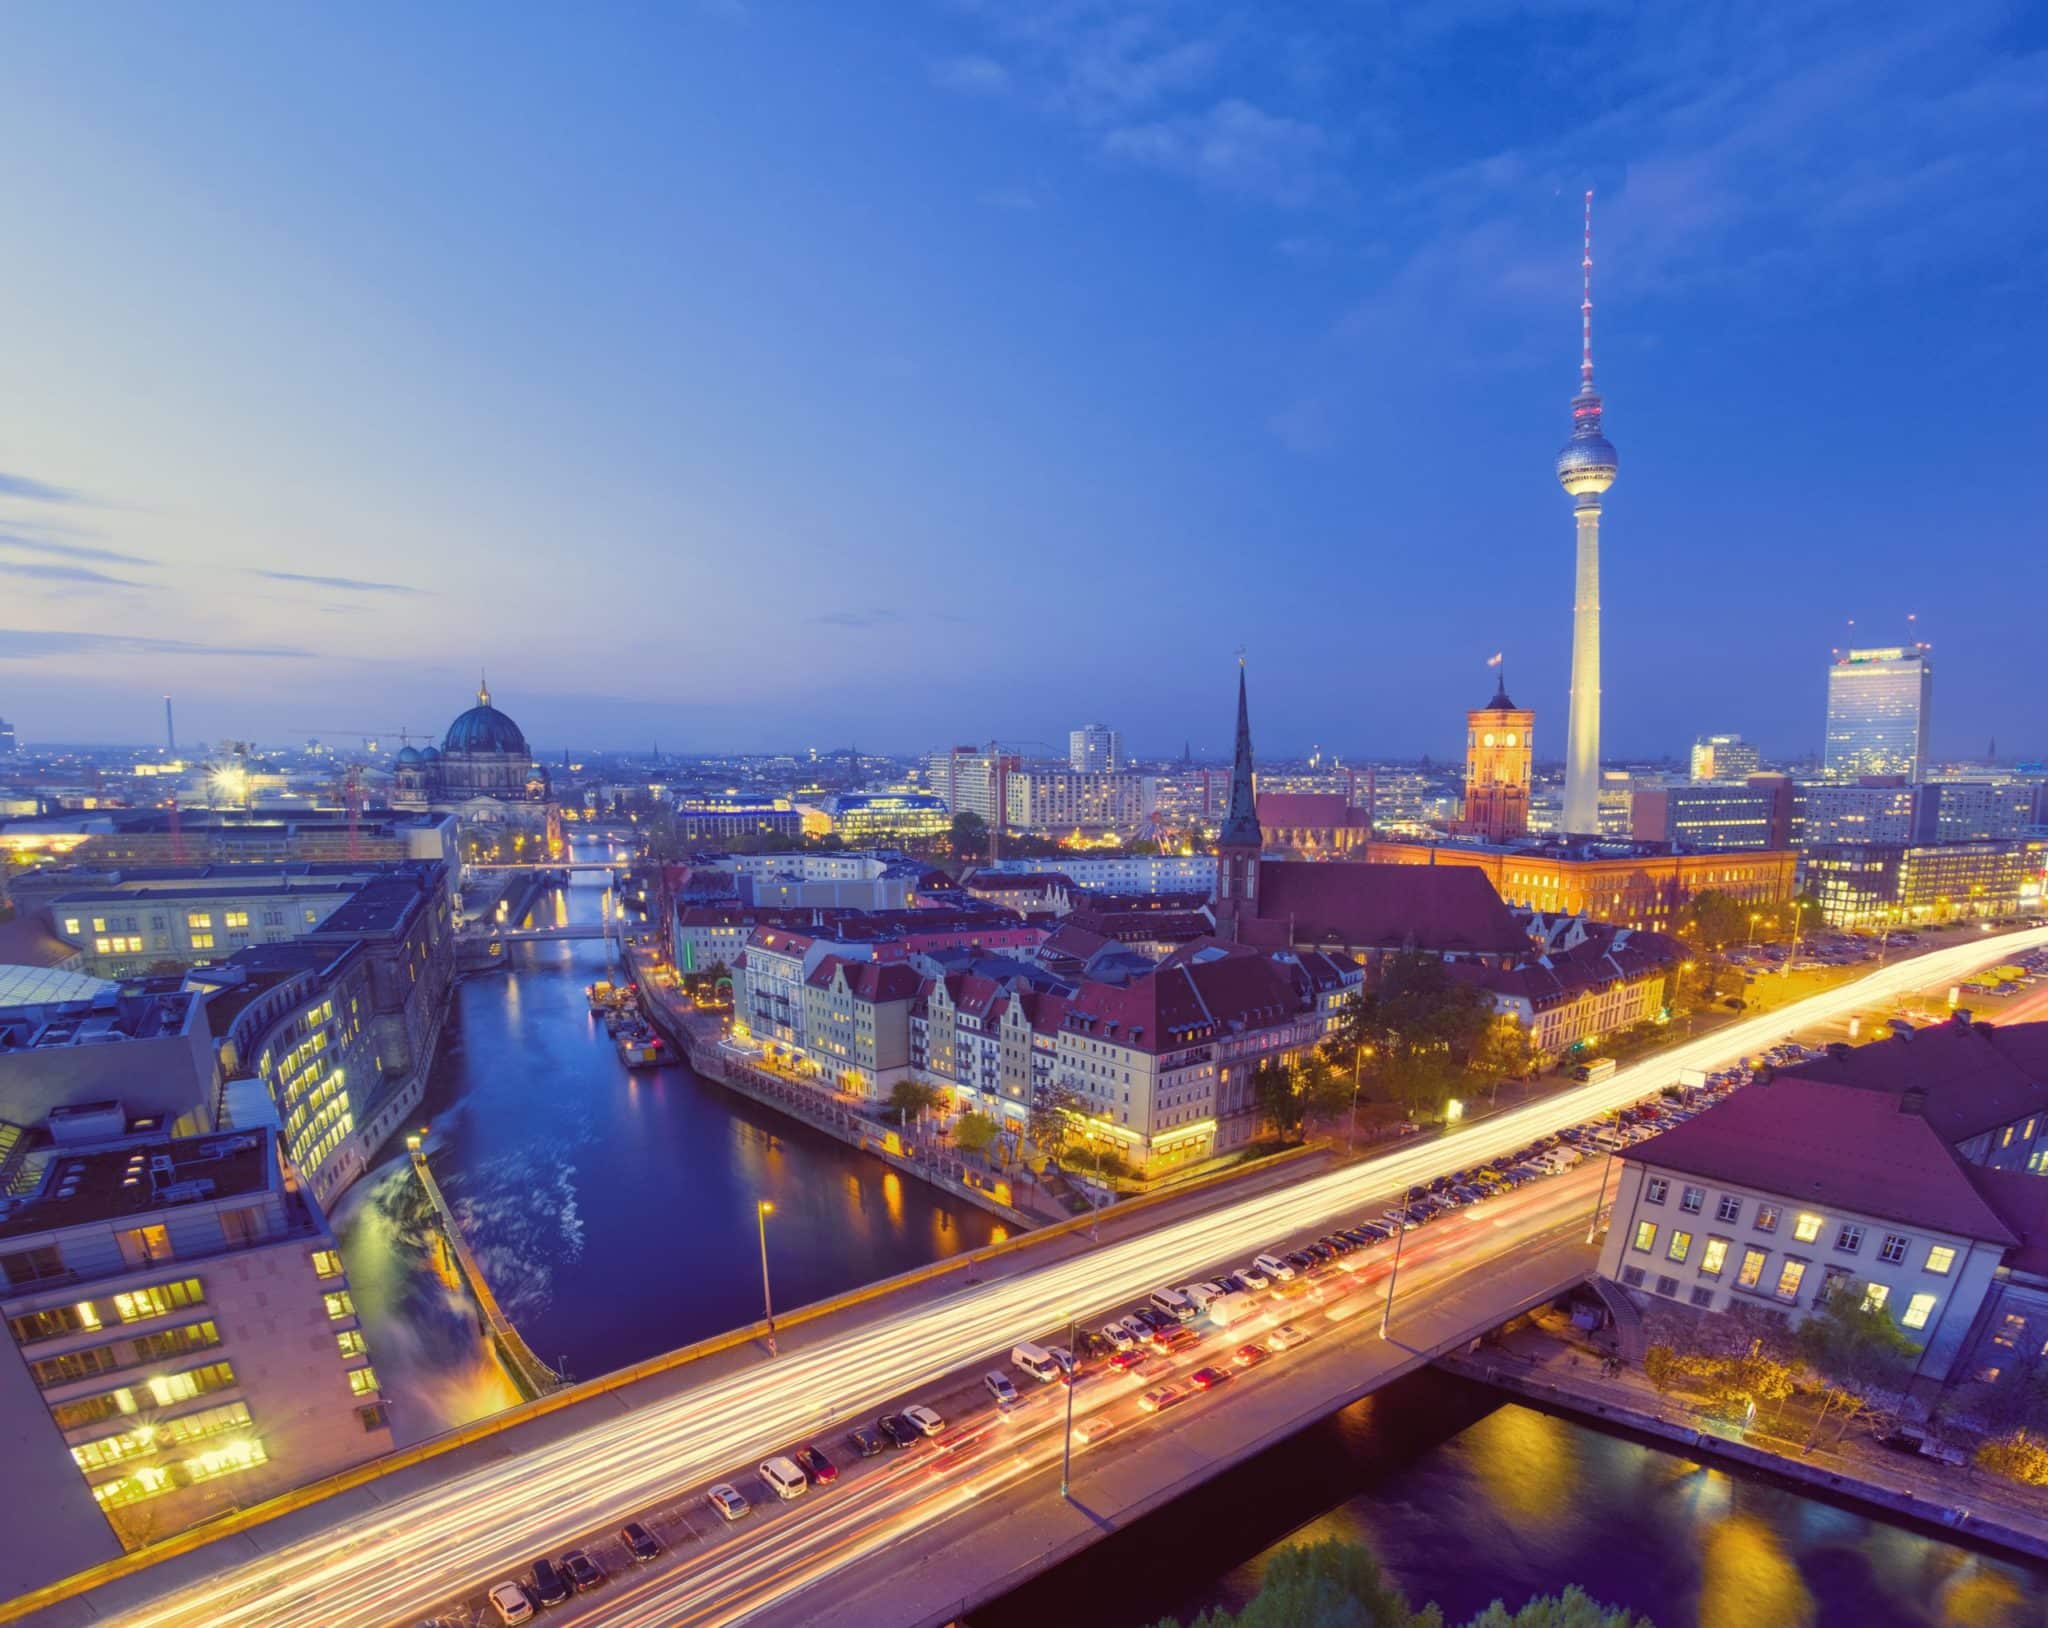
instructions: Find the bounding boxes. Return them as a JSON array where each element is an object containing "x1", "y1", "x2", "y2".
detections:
[{"x1": 288, "y1": 726, "x2": 419, "y2": 753}]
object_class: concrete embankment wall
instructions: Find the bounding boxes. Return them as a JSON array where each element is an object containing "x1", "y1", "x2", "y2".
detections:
[{"x1": 407, "y1": 1150, "x2": 561, "y2": 1399}]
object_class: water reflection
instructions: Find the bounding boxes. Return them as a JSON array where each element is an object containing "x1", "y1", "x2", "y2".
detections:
[{"x1": 338, "y1": 841, "x2": 1001, "y2": 1439}]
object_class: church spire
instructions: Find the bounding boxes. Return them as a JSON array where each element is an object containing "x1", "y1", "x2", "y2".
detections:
[
  {"x1": 1219, "y1": 656, "x2": 1261, "y2": 849},
  {"x1": 477, "y1": 669, "x2": 492, "y2": 709}
]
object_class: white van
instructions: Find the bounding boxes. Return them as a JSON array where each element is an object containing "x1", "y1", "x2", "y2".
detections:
[
  {"x1": 1013, "y1": 1341, "x2": 1063, "y2": 1383},
  {"x1": 1253, "y1": 1253, "x2": 1296, "y2": 1282},
  {"x1": 1207, "y1": 1289, "x2": 1256, "y2": 1328},
  {"x1": 1182, "y1": 1282, "x2": 1225, "y2": 1310},
  {"x1": 1148, "y1": 1288, "x2": 1196, "y2": 1322},
  {"x1": 758, "y1": 1456, "x2": 807, "y2": 1501}
]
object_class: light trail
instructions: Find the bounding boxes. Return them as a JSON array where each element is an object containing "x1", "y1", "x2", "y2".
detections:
[{"x1": 98, "y1": 928, "x2": 2048, "y2": 1628}]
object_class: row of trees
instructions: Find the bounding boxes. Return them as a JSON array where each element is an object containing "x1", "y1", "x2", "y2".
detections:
[{"x1": 1153, "y1": 1537, "x2": 1648, "y2": 1628}]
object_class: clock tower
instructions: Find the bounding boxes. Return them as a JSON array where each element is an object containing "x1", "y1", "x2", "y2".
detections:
[{"x1": 1460, "y1": 671, "x2": 1533, "y2": 843}]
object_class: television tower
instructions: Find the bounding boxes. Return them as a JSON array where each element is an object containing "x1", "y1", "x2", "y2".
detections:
[
  {"x1": 1557, "y1": 190, "x2": 1617, "y2": 835},
  {"x1": 164, "y1": 694, "x2": 177, "y2": 757}
]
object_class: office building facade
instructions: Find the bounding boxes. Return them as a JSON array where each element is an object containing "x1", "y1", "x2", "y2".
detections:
[
  {"x1": 1824, "y1": 646, "x2": 1933, "y2": 781},
  {"x1": 1068, "y1": 725, "x2": 1123, "y2": 775},
  {"x1": 1690, "y1": 734, "x2": 1760, "y2": 783}
]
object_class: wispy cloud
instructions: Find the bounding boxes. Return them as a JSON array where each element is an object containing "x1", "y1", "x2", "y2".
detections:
[
  {"x1": 0, "y1": 560, "x2": 145, "y2": 589},
  {"x1": 0, "y1": 629, "x2": 311, "y2": 660},
  {"x1": 932, "y1": 54, "x2": 1010, "y2": 95},
  {"x1": 243, "y1": 569, "x2": 428, "y2": 596},
  {"x1": 0, "y1": 471, "x2": 84, "y2": 504},
  {"x1": 0, "y1": 533, "x2": 154, "y2": 567},
  {"x1": 810, "y1": 608, "x2": 903, "y2": 628},
  {"x1": 1104, "y1": 99, "x2": 1331, "y2": 206}
]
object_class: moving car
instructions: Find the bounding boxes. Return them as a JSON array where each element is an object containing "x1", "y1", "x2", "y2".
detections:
[
  {"x1": 707, "y1": 1483, "x2": 750, "y2": 1521},
  {"x1": 1267, "y1": 1323, "x2": 1308, "y2": 1352},
  {"x1": 1075, "y1": 1414, "x2": 1121, "y2": 1446},
  {"x1": 1107, "y1": 1349, "x2": 1145, "y2": 1372},
  {"x1": 1189, "y1": 1366, "x2": 1231, "y2": 1390},
  {"x1": 488, "y1": 1582, "x2": 535, "y2": 1626},
  {"x1": 529, "y1": 1559, "x2": 570, "y2": 1608},
  {"x1": 559, "y1": 1549, "x2": 604, "y2": 1593},
  {"x1": 1232, "y1": 1342, "x2": 1270, "y2": 1368},
  {"x1": 903, "y1": 1404, "x2": 946, "y2": 1436},
  {"x1": 1139, "y1": 1383, "x2": 1188, "y2": 1413},
  {"x1": 985, "y1": 1371, "x2": 1021, "y2": 1409},
  {"x1": 794, "y1": 1444, "x2": 838, "y2": 1484},
  {"x1": 619, "y1": 1522, "x2": 663, "y2": 1563}
]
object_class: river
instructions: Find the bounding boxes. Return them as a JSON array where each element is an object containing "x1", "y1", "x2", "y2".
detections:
[
  {"x1": 330, "y1": 842, "x2": 1003, "y2": 1439},
  {"x1": 974, "y1": 1368, "x2": 2048, "y2": 1628}
]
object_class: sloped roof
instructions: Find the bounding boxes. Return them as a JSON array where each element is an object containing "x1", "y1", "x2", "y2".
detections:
[
  {"x1": 1248, "y1": 861, "x2": 1526, "y2": 956},
  {"x1": 1625, "y1": 1077, "x2": 2019, "y2": 1246},
  {"x1": 1256, "y1": 792, "x2": 1370, "y2": 830},
  {"x1": 1784, "y1": 1020, "x2": 2048, "y2": 1147}
]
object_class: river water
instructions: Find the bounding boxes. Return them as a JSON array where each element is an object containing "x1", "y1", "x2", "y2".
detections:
[
  {"x1": 975, "y1": 1368, "x2": 2048, "y2": 1628},
  {"x1": 330, "y1": 844, "x2": 1003, "y2": 1439},
  {"x1": 330, "y1": 848, "x2": 2043, "y2": 1626}
]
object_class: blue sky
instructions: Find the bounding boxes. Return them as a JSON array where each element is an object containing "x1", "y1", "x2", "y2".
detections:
[{"x1": 1, "y1": 1, "x2": 2043, "y2": 762}]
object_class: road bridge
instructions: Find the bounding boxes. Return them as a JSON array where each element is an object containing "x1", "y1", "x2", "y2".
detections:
[{"x1": 14, "y1": 926, "x2": 2047, "y2": 1628}]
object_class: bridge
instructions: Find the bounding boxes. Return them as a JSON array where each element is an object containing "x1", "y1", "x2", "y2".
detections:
[
  {"x1": 14, "y1": 927, "x2": 2047, "y2": 1628},
  {"x1": 459, "y1": 921, "x2": 618, "y2": 943},
  {"x1": 463, "y1": 861, "x2": 633, "y2": 873}
]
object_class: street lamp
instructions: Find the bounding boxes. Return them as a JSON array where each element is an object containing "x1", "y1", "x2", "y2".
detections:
[
  {"x1": 1380, "y1": 1215, "x2": 1408, "y2": 1340},
  {"x1": 1346, "y1": 1044, "x2": 1374, "y2": 1154},
  {"x1": 1746, "y1": 912, "x2": 1762, "y2": 946},
  {"x1": 756, "y1": 1201, "x2": 778, "y2": 1357}
]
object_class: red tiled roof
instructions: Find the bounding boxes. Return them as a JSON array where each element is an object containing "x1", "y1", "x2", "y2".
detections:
[
  {"x1": 1785, "y1": 1020, "x2": 2048, "y2": 1147},
  {"x1": 1625, "y1": 1077, "x2": 2019, "y2": 1246},
  {"x1": 1967, "y1": 1166, "x2": 2048, "y2": 1278},
  {"x1": 1256, "y1": 792, "x2": 1370, "y2": 830},
  {"x1": 1247, "y1": 861, "x2": 1526, "y2": 955},
  {"x1": 1062, "y1": 950, "x2": 1308, "y2": 1055}
]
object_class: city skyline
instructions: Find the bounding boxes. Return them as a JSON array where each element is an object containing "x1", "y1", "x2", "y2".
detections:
[{"x1": 2, "y1": 3, "x2": 2044, "y2": 758}]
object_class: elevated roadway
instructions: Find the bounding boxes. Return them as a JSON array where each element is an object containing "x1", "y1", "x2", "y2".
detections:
[{"x1": 15, "y1": 926, "x2": 2046, "y2": 1627}]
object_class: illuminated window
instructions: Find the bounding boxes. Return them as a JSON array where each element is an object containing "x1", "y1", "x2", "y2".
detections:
[
  {"x1": 1699, "y1": 1238, "x2": 1729, "y2": 1277},
  {"x1": 186, "y1": 912, "x2": 212, "y2": 929},
  {"x1": 336, "y1": 1329, "x2": 367, "y2": 1359},
  {"x1": 347, "y1": 1365, "x2": 380, "y2": 1396},
  {"x1": 1667, "y1": 1230, "x2": 1693, "y2": 1263},
  {"x1": 1737, "y1": 1248, "x2": 1768, "y2": 1289},
  {"x1": 1925, "y1": 1245, "x2": 1956, "y2": 1275},
  {"x1": 311, "y1": 1250, "x2": 343, "y2": 1279},
  {"x1": 92, "y1": 917, "x2": 107, "y2": 933},
  {"x1": 1902, "y1": 1292, "x2": 1937, "y2": 1331},
  {"x1": 115, "y1": 1226, "x2": 172, "y2": 1269},
  {"x1": 223, "y1": 911, "x2": 249, "y2": 929},
  {"x1": 323, "y1": 1290, "x2": 355, "y2": 1320},
  {"x1": 1862, "y1": 1283, "x2": 1890, "y2": 1313},
  {"x1": 63, "y1": 918, "x2": 81, "y2": 935},
  {"x1": 182, "y1": 1437, "x2": 268, "y2": 1484},
  {"x1": 1754, "y1": 1205, "x2": 1779, "y2": 1234},
  {"x1": 92, "y1": 1465, "x2": 175, "y2": 1509},
  {"x1": 1774, "y1": 1260, "x2": 1807, "y2": 1302},
  {"x1": 1793, "y1": 1213, "x2": 1824, "y2": 1243},
  {"x1": 190, "y1": 934, "x2": 215, "y2": 950},
  {"x1": 1631, "y1": 1221, "x2": 1656, "y2": 1253},
  {"x1": 113, "y1": 1278, "x2": 204, "y2": 1322}
]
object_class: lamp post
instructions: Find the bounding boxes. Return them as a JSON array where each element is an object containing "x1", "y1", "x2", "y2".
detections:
[
  {"x1": 1059, "y1": 1316, "x2": 1079, "y2": 1500},
  {"x1": 1746, "y1": 912, "x2": 1762, "y2": 947},
  {"x1": 1379, "y1": 1216, "x2": 1408, "y2": 1340},
  {"x1": 1346, "y1": 1044, "x2": 1374, "y2": 1154},
  {"x1": 756, "y1": 1200, "x2": 778, "y2": 1357},
  {"x1": 1586, "y1": 1143, "x2": 1617, "y2": 1244}
]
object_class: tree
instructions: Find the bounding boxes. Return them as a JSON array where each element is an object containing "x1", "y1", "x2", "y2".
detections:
[
  {"x1": 949, "y1": 811, "x2": 988, "y2": 862},
  {"x1": 1349, "y1": 954, "x2": 1496, "y2": 1117},
  {"x1": 1253, "y1": 1058, "x2": 1305, "y2": 1140},
  {"x1": 1977, "y1": 1429, "x2": 2048, "y2": 1486},
  {"x1": 1471, "y1": 1018, "x2": 1537, "y2": 1100},
  {"x1": 1459, "y1": 1590, "x2": 1652, "y2": 1628},
  {"x1": 1295, "y1": 1049, "x2": 1352, "y2": 1120},
  {"x1": 889, "y1": 1078, "x2": 940, "y2": 1120},
  {"x1": 1676, "y1": 889, "x2": 1752, "y2": 951},
  {"x1": 1028, "y1": 1086, "x2": 1078, "y2": 1163},
  {"x1": 1794, "y1": 1281, "x2": 1919, "y2": 1397},
  {"x1": 953, "y1": 1111, "x2": 999, "y2": 1157}
]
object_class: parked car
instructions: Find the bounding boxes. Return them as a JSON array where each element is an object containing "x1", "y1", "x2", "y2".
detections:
[
  {"x1": 488, "y1": 1583, "x2": 535, "y2": 1626},
  {"x1": 1252, "y1": 1253, "x2": 1294, "y2": 1282},
  {"x1": 707, "y1": 1482, "x2": 750, "y2": 1521},
  {"x1": 877, "y1": 1414, "x2": 922, "y2": 1449},
  {"x1": 1189, "y1": 1366, "x2": 1231, "y2": 1391},
  {"x1": 529, "y1": 1559, "x2": 571, "y2": 1608},
  {"x1": 1236, "y1": 1263, "x2": 1272, "y2": 1288},
  {"x1": 845, "y1": 1425, "x2": 886, "y2": 1458},
  {"x1": 794, "y1": 1444, "x2": 838, "y2": 1484},
  {"x1": 1139, "y1": 1383, "x2": 1188, "y2": 1413},
  {"x1": 560, "y1": 1550, "x2": 604, "y2": 1593},
  {"x1": 985, "y1": 1371, "x2": 1021, "y2": 1409},
  {"x1": 903, "y1": 1404, "x2": 946, "y2": 1436},
  {"x1": 1267, "y1": 1323, "x2": 1308, "y2": 1352},
  {"x1": 759, "y1": 1456, "x2": 808, "y2": 1500},
  {"x1": 619, "y1": 1522, "x2": 663, "y2": 1563}
]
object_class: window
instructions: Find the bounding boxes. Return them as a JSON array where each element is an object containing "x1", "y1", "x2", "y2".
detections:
[
  {"x1": 114, "y1": 1279, "x2": 203, "y2": 1322},
  {"x1": 1902, "y1": 1292, "x2": 1938, "y2": 1331},
  {"x1": 1774, "y1": 1260, "x2": 1808, "y2": 1302},
  {"x1": 1993, "y1": 1314, "x2": 2027, "y2": 1350},
  {"x1": 116, "y1": 1225, "x2": 171, "y2": 1268},
  {"x1": 358, "y1": 1403, "x2": 388, "y2": 1432},
  {"x1": 147, "y1": 1361, "x2": 235, "y2": 1407},
  {"x1": 336, "y1": 1329, "x2": 367, "y2": 1359},
  {"x1": 1666, "y1": 1230, "x2": 1693, "y2": 1263},
  {"x1": 223, "y1": 911, "x2": 249, "y2": 929},
  {"x1": 1879, "y1": 1233, "x2": 1909, "y2": 1265},
  {"x1": 132, "y1": 1320, "x2": 220, "y2": 1364},
  {"x1": 92, "y1": 1465, "x2": 175, "y2": 1509},
  {"x1": 1793, "y1": 1213, "x2": 1824, "y2": 1244},
  {"x1": 1644, "y1": 1178, "x2": 1668, "y2": 1205},
  {"x1": 1754, "y1": 1205, "x2": 1780, "y2": 1234},
  {"x1": 1, "y1": 1245, "x2": 68, "y2": 1288},
  {"x1": 1680, "y1": 1185, "x2": 1705, "y2": 1215},
  {"x1": 9, "y1": 1302, "x2": 102, "y2": 1344},
  {"x1": 219, "y1": 1208, "x2": 263, "y2": 1250},
  {"x1": 186, "y1": 912, "x2": 212, "y2": 929},
  {"x1": 347, "y1": 1365, "x2": 380, "y2": 1397},
  {"x1": 63, "y1": 917, "x2": 81, "y2": 936},
  {"x1": 1862, "y1": 1283, "x2": 1891, "y2": 1313},
  {"x1": 311, "y1": 1250, "x2": 343, "y2": 1279},
  {"x1": 1700, "y1": 1238, "x2": 1729, "y2": 1277},
  {"x1": 182, "y1": 1438, "x2": 269, "y2": 1484},
  {"x1": 1835, "y1": 1224, "x2": 1865, "y2": 1254},
  {"x1": 190, "y1": 933, "x2": 215, "y2": 950},
  {"x1": 1925, "y1": 1245, "x2": 1956, "y2": 1275},
  {"x1": 323, "y1": 1290, "x2": 355, "y2": 1320},
  {"x1": 1737, "y1": 1248, "x2": 1768, "y2": 1289},
  {"x1": 1716, "y1": 1195, "x2": 1742, "y2": 1224},
  {"x1": 1631, "y1": 1221, "x2": 1656, "y2": 1253},
  {"x1": 31, "y1": 1344, "x2": 120, "y2": 1388}
]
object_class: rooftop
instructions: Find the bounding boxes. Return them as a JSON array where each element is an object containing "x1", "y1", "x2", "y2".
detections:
[
  {"x1": 1783, "y1": 1019, "x2": 2048, "y2": 1146},
  {"x1": 1245, "y1": 860, "x2": 1528, "y2": 956},
  {"x1": 0, "y1": 1128, "x2": 278, "y2": 1241},
  {"x1": 0, "y1": 982, "x2": 201, "y2": 1054}
]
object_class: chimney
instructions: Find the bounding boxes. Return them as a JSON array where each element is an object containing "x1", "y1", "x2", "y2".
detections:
[
  {"x1": 1900, "y1": 1085, "x2": 1928, "y2": 1117},
  {"x1": 1953, "y1": 1008, "x2": 1973, "y2": 1027}
]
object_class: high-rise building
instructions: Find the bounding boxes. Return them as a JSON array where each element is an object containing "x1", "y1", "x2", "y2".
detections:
[
  {"x1": 1824, "y1": 645, "x2": 1933, "y2": 780},
  {"x1": 0, "y1": 715, "x2": 16, "y2": 756},
  {"x1": 1690, "y1": 733, "x2": 1760, "y2": 783},
  {"x1": 1068, "y1": 724, "x2": 1122, "y2": 774},
  {"x1": 1458, "y1": 672, "x2": 1534, "y2": 843},
  {"x1": 1557, "y1": 191, "x2": 1617, "y2": 836},
  {"x1": 1632, "y1": 775, "x2": 1793, "y2": 851},
  {"x1": 1211, "y1": 662, "x2": 1262, "y2": 942},
  {"x1": 923, "y1": 745, "x2": 1019, "y2": 828},
  {"x1": 1002, "y1": 770, "x2": 1152, "y2": 834}
]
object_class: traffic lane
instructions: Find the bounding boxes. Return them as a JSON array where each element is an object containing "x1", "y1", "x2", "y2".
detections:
[
  {"x1": 98, "y1": 928, "x2": 2048, "y2": 1628},
  {"x1": 423, "y1": 1164, "x2": 1605, "y2": 1628}
]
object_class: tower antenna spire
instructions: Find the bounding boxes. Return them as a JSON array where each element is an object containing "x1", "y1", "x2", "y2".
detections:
[{"x1": 1581, "y1": 188, "x2": 1595, "y2": 392}]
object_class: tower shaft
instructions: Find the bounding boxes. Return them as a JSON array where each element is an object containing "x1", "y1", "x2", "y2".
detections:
[{"x1": 1563, "y1": 497, "x2": 1602, "y2": 833}]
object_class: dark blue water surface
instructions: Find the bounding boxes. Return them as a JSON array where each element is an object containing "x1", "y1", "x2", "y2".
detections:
[
  {"x1": 332, "y1": 849, "x2": 1001, "y2": 1437},
  {"x1": 975, "y1": 1368, "x2": 2048, "y2": 1628}
]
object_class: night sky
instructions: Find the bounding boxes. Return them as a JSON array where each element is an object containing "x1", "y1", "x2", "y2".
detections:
[{"x1": 1, "y1": 2, "x2": 2043, "y2": 760}]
